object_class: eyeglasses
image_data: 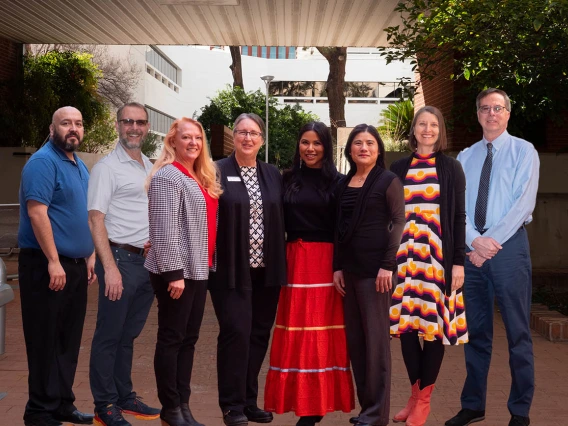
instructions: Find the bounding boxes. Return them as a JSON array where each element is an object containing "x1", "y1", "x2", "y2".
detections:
[
  {"x1": 119, "y1": 119, "x2": 149, "y2": 126},
  {"x1": 235, "y1": 130, "x2": 262, "y2": 139},
  {"x1": 478, "y1": 105, "x2": 508, "y2": 114}
]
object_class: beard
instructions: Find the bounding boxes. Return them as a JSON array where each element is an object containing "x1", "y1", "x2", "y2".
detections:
[
  {"x1": 52, "y1": 130, "x2": 82, "y2": 152},
  {"x1": 119, "y1": 132, "x2": 145, "y2": 150}
]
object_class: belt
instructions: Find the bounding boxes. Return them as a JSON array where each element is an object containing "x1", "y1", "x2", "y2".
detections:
[
  {"x1": 109, "y1": 240, "x2": 145, "y2": 256},
  {"x1": 478, "y1": 225, "x2": 525, "y2": 236},
  {"x1": 20, "y1": 248, "x2": 85, "y2": 264}
]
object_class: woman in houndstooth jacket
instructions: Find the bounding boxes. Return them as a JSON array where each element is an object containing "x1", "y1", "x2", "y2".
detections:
[{"x1": 145, "y1": 117, "x2": 223, "y2": 426}]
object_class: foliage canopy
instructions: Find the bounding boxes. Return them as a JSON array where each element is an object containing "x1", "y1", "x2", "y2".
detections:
[
  {"x1": 197, "y1": 86, "x2": 319, "y2": 169},
  {"x1": 380, "y1": 0, "x2": 568, "y2": 140}
]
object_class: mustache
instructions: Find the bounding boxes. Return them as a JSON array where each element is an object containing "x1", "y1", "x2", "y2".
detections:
[{"x1": 66, "y1": 131, "x2": 80, "y2": 140}]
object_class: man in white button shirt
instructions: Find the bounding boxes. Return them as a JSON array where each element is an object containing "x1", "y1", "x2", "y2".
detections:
[{"x1": 87, "y1": 103, "x2": 160, "y2": 426}]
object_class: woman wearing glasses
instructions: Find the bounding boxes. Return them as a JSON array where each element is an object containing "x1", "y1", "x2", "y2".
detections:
[
  {"x1": 389, "y1": 106, "x2": 468, "y2": 426},
  {"x1": 145, "y1": 117, "x2": 222, "y2": 426},
  {"x1": 209, "y1": 113, "x2": 287, "y2": 426}
]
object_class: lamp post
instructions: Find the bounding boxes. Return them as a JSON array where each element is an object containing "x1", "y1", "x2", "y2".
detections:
[{"x1": 260, "y1": 75, "x2": 274, "y2": 163}]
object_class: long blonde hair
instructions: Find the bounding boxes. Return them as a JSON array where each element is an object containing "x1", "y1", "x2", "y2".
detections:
[{"x1": 147, "y1": 117, "x2": 223, "y2": 199}]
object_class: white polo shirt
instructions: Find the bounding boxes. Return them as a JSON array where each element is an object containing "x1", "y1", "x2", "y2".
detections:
[{"x1": 87, "y1": 142, "x2": 154, "y2": 248}]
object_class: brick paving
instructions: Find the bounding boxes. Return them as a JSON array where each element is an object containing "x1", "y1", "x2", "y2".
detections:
[{"x1": 1, "y1": 255, "x2": 568, "y2": 426}]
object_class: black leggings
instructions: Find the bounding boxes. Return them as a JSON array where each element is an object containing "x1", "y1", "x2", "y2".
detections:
[{"x1": 400, "y1": 331, "x2": 445, "y2": 389}]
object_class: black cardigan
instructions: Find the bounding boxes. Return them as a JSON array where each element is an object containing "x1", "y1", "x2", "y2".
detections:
[
  {"x1": 390, "y1": 152, "x2": 466, "y2": 296},
  {"x1": 334, "y1": 164, "x2": 406, "y2": 278},
  {"x1": 208, "y1": 152, "x2": 287, "y2": 290}
]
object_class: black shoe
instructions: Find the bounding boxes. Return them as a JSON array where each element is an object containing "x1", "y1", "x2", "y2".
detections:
[
  {"x1": 118, "y1": 396, "x2": 160, "y2": 420},
  {"x1": 53, "y1": 410, "x2": 94, "y2": 424},
  {"x1": 296, "y1": 416, "x2": 323, "y2": 426},
  {"x1": 24, "y1": 416, "x2": 62, "y2": 426},
  {"x1": 223, "y1": 410, "x2": 248, "y2": 426},
  {"x1": 94, "y1": 404, "x2": 132, "y2": 426},
  {"x1": 160, "y1": 407, "x2": 188, "y2": 426},
  {"x1": 509, "y1": 415, "x2": 530, "y2": 426},
  {"x1": 243, "y1": 406, "x2": 273, "y2": 423},
  {"x1": 180, "y1": 403, "x2": 204, "y2": 426},
  {"x1": 349, "y1": 417, "x2": 359, "y2": 424},
  {"x1": 445, "y1": 409, "x2": 486, "y2": 426}
]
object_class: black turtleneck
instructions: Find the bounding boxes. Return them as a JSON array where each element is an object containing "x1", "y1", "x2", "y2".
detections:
[{"x1": 284, "y1": 167, "x2": 339, "y2": 243}]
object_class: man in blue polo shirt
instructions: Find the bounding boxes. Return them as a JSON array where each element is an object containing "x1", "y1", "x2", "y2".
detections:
[{"x1": 18, "y1": 106, "x2": 97, "y2": 426}]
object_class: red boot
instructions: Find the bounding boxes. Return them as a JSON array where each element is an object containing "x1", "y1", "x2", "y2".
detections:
[
  {"x1": 406, "y1": 384, "x2": 435, "y2": 426},
  {"x1": 392, "y1": 380, "x2": 420, "y2": 423}
]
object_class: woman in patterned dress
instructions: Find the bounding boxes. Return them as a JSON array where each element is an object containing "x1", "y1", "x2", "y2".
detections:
[
  {"x1": 209, "y1": 113, "x2": 287, "y2": 426},
  {"x1": 264, "y1": 122, "x2": 354, "y2": 426},
  {"x1": 389, "y1": 106, "x2": 468, "y2": 426}
]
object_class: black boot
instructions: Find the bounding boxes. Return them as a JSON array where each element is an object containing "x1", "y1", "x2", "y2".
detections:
[
  {"x1": 160, "y1": 407, "x2": 189, "y2": 426},
  {"x1": 296, "y1": 416, "x2": 323, "y2": 426},
  {"x1": 180, "y1": 403, "x2": 205, "y2": 426}
]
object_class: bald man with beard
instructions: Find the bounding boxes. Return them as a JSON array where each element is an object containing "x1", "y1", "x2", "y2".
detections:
[{"x1": 18, "y1": 107, "x2": 96, "y2": 426}]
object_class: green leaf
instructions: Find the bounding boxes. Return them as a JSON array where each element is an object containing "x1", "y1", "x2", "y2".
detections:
[
  {"x1": 464, "y1": 68, "x2": 471, "y2": 80},
  {"x1": 533, "y1": 17, "x2": 543, "y2": 31}
]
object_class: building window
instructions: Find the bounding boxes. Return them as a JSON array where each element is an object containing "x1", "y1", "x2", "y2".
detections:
[
  {"x1": 261, "y1": 46, "x2": 267, "y2": 58},
  {"x1": 146, "y1": 46, "x2": 179, "y2": 84},
  {"x1": 146, "y1": 106, "x2": 176, "y2": 135},
  {"x1": 252, "y1": 46, "x2": 258, "y2": 57},
  {"x1": 242, "y1": 46, "x2": 249, "y2": 55},
  {"x1": 278, "y1": 46, "x2": 286, "y2": 58},
  {"x1": 270, "y1": 46, "x2": 277, "y2": 59},
  {"x1": 289, "y1": 47, "x2": 296, "y2": 59}
]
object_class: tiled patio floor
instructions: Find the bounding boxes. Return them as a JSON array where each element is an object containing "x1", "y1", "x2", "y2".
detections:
[{"x1": 1, "y1": 256, "x2": 568, "y2": 426}]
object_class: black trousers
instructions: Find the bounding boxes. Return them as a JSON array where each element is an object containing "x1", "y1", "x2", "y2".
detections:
[
  {"x1": 343, "y1": 272, "x2": 391, "y2": 426},
  {"x1": 90, "y1": 248, "x2": 155, "y2": 411},
  {"x1": 209, "y1": 268, "x2": 281, "y2": 412},
  {"x1": 19, "y1": 249, "x2": 88, "y2": 421},
  {"x1": 151, "y1": 273, "x2": 208, "y2": 409}
]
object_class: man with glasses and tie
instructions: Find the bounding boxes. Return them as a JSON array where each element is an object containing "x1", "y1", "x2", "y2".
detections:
[
  {"x1": 88, "y1": 102, "x2": 160, "y2": 426},
  {"x1": 445, "y1": 89, "x2": 540, "y2": 426}
]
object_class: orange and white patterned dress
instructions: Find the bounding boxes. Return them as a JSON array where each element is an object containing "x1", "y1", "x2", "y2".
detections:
[{"x1": 389, "y1": 154, "x2": 468, "y2": 345}]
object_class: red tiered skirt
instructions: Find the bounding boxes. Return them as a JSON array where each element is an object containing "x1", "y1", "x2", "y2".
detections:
[{"x1": 263, "y1": 240, "x2": 354, "y2": 416}]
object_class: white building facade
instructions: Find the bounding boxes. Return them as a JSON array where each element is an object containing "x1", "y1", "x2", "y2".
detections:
[{"x1": 107, "y1": 45, "x2": 414, "y2": 138}]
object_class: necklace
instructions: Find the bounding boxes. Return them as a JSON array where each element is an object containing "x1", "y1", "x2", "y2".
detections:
[{"x1": 356, "y1": 174, "x2": 368, "y2": 183}]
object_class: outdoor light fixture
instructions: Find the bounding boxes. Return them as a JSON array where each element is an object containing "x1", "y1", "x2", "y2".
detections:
[{"x1": 260, "y1": 75, "x2": 275, "y2": 163}]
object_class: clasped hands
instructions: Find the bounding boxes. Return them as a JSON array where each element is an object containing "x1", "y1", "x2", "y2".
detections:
[{"x1": 467, "y1": 236, "x2": 502, "y2": 268}]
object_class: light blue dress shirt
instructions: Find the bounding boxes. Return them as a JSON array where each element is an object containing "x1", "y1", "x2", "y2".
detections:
[{"x1": 457, "y1": 130, "x2": 540, "y2": 247}]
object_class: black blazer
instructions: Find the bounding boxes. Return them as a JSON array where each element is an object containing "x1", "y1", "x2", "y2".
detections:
[
  {"x1": 390, "y1": 152, "x2": 466, "y2": 296},
  {"x1": 208, "y1": 152, "x2": 287, "y2": 290}
]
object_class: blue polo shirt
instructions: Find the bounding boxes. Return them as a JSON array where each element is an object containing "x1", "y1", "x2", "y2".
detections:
[{"x1": 18, "y1": 141, "x2": 94, "y2": 258}]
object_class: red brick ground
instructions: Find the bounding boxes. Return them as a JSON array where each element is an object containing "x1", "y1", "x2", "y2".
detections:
[{"x1": 1, "y1": 256, "x2": 568, "y2": 426}]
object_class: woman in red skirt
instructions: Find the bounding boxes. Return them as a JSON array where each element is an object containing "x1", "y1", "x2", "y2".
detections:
[{"x1": 264, "y1": 122, "x2": 354, "y2": 426}]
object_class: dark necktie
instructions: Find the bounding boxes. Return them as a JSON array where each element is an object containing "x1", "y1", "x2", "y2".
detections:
[{"x1": 474, "y1": 143, "x2": 493, "y2": 232}]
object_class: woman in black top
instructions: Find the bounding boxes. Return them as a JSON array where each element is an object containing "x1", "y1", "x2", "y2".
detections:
[
  {"x1": 264, "y1": 122, "x2": 354, "y2": 426},
  {"x1": 389, "y1": 106, "x2": 467, "y2": 426},
  {"x1": 333, "y1": 124, "x2": 405, "y2": 426},
  {"x1": 208, "y1": 113, "x2": 286, "y2": 426}
]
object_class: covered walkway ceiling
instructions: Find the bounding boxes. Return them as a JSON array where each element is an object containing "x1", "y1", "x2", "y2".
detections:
[{"x1": 0, "y1": 0, "x2": 401, "y2": 47}]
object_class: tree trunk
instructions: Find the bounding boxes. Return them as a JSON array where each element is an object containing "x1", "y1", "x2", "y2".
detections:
[
  {"x1": 229, "y1": 46, "x2": 244, "y2": 89},
  {"x1": 316, "y1": 47, "x2": 347, "y2": 141}
]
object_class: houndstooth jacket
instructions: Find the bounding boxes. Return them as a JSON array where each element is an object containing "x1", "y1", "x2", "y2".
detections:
[{"x1": 144, "y1": 164, "x2": 214, "y2": 282}]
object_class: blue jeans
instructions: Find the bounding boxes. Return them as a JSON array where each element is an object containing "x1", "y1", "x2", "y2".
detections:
[
  {"x1": 89, "y1": 247, "x2": 155, "y2": 411},
  {"x1": 461, "y1": 228, "x2": 534, "y2": 417}
]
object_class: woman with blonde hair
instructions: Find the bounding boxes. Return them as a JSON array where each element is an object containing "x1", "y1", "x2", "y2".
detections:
[{"x1": 145, "y1": 117, "x2": 222, "y2": 426}]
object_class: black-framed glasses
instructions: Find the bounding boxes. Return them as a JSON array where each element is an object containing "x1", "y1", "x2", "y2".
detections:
[
  {"x1": 119, "y1": 119, "x2": 149, "y2": 126},
  {"x1": 235, "y1": 130, "x2": 262, "y2": 139},
  {"x1": 478, "y1": 105, "x2": 508, "y2": 114}
]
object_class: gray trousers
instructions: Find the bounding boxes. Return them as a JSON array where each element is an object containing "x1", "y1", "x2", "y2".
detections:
[
  {"x1": 343, "y1": 272, "x2": 391, "y2": 426},
  {"x1": 89, "y1": 247, "x2": 155, "y2": 411}
]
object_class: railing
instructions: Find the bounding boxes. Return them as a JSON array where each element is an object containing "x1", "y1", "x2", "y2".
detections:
[
  {"x1": 0, "y1": 258, "x2": 15, "y2": 355},
  {"x1": 276, "y1": 96, "x2": 400, "y2": 105}
]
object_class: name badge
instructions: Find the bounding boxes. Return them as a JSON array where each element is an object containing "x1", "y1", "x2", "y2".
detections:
[{"x1": 227, "y1": 176, "x2": 241, "y2": 182}]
